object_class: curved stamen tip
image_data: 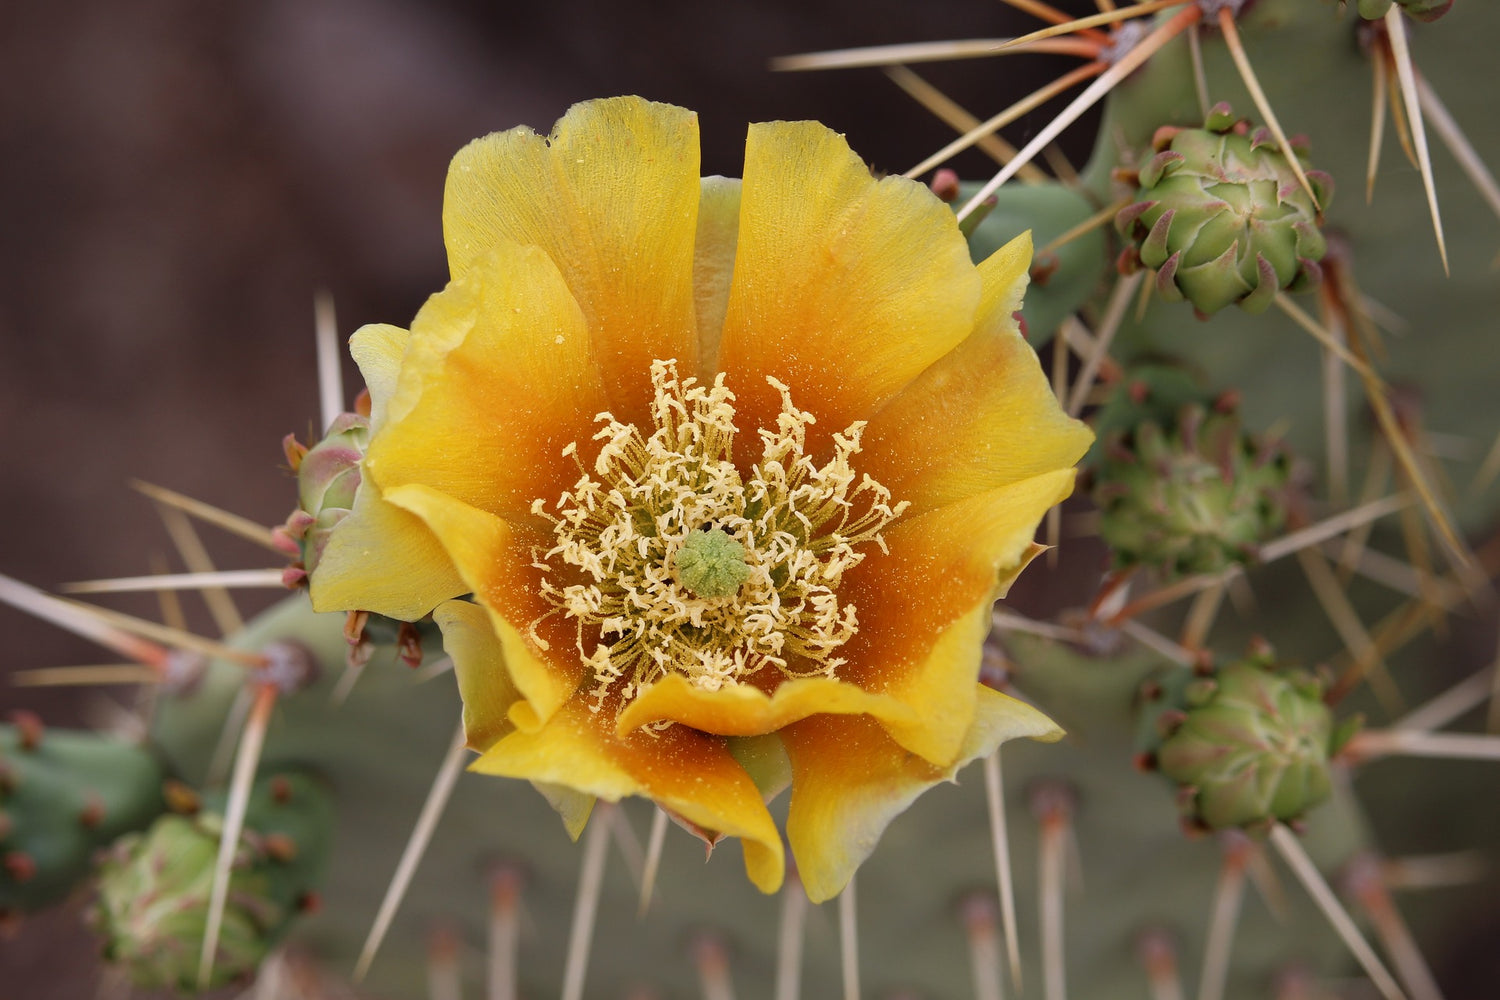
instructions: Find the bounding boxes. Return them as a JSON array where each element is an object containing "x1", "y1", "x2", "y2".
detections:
[{"x1": 676, "y1": 528, "x2": 752, "y2": 599}]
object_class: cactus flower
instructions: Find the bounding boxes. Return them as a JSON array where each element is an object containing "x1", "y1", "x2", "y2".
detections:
[{"x1": 310, "y1": 97, "x2": 1092, "y2": 902}]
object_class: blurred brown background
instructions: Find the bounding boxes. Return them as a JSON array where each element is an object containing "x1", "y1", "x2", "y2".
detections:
[{"x1": 0, "y1": 0, "x2": 1096, "y2": 992}]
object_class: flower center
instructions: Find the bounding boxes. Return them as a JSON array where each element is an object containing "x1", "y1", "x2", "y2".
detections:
[
  {"x1": 674, "y1": 527, "x2": 751, "y2": 599},
  {"x1": 529, "y1": 359, "x2": 907, "y2": 716}
]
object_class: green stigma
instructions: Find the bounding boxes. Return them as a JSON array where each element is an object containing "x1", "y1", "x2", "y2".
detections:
[{"x1": 675, "y1": 528, "x2": 751, "y2": 599}]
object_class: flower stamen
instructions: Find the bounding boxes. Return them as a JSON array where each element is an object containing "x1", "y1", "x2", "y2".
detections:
[{"x1": 530, "y1": 359, "x2": 907, "y2": 717}]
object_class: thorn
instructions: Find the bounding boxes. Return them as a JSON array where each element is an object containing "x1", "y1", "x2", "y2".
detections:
[
  {"x1": 1343, "y1": 853, "x2": 1444, "y2": 1000},
  {"x1": 1380, "y1": 851, "x2": 1488, "y2": 891},
  {"x1": 129, "y1": 480, "x2": 281, "y2": 552},
  {"x1": 0, "y1": 573, "x2": 171, "y2": 671},
  {"x1": 1031, "y1": 780, "x2": 1076, "y2": 1000},
  {"x1": 1417, "y1": 74, "x2": 1500, "y2": 233},
  {"x1": 902, "y1": 62, "x2": 1105, "y2": 180},
  {"x1": 1384, "y1": 9, "x2": 1448, "y2": 274},
  {"x1": 489, "y1": 865, "x2": 524, "y2": 1000},
  {"x1": 1268, "y1": 824, "x2": 1408, "y2": 1000},
  {"x1": 1198, "y1": 833, "x2": 1253, "y2": 1000},
  {"x1": 604, "y1": 800, "x2": 647, "y2": 893},
  {"x1": 771, "y1": 35, "x2": 1100, "y2": 73},
  {"x1": 839, "y1": 874, "x2": 861, "y2": 1000},
  {"x1": 1367, "y1": 49, "x2": 1389, "y2": 203},
  {"x1": 561, "y1": 803, "x2": 615, "y2": 1000},
  {"x1": 983, "y1": 751, "x2": 1024, "y2": 993},
  {"x1": 1067, "y1": 272, "x2": 1145, "y2": 416},
  {"x1": 775, "y1": 874, "x2": 808, "y2": 1000},
  {"x1": 314, "y1": 291, "x2": 345, "y2": 434},
  {"x1": 1136, "y1": 927, "x2": 1184, "y2": 1000},
  {"x1": 198, "y1": 682, "x2": 277, "y2": 989},
  {"x1": 1296, "y1": 547, "x2": 1405, "y2": 715},
  {"x1": 1179, "y1": 579, "x2": 1226, "y2": 653},
  {"x1": 60, "y1": 569, "x2": 288, "y2": 596},
  {"x1": 957, "y1": 5, "x2": 1203, "y2": 222},
  {"x1": 354, "y1": 722, "x2": 469, "y2": 983},
  {"x1": 639, "y1": 806, "x2": 670, "y2": 916},
  {"x1": 886, "y1": 69, "x2": 1047, "y2": 185},
  {"x1": 1039, "y1": 199, "x2": 1133, "y2": 258},
  {"x1": 426, "y1": 923, "x2": 463, "y2": 1000},
  {"x1": 1216, "y1": 8, "x2": 1322, "y2": 213},
  {"x1": 152, "y1": 504, "x2": 244, "y2": 637},
  {"x1": 1259, "y1": 493, "x2": 1411, "y2": 564},
  {"x1": 992, "y1": 0, "x2": 1188, "y2": 52},
  {"x1": 207, "y1": 686, "x2": 254, "y2": 787},
  {"x1": 960, "y1": 892, "x2": 1005, "y2": 1000},
  {"x1": 1000, "y1": 0, "x2": 1117, "y2": 35},
  {"x1": 692, "y1": 933, "x2": 737, "y2": 1000},
  {"x1": 1346, "y1": 728, "x2": 1500, "y2": 763},
  {"x1": 1186, "y1": 23, "x2": 1209, "y2": 121}
]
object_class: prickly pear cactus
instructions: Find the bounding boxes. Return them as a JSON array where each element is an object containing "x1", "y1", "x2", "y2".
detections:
[
  {"x1": 92, "y1": 771, "x2": 332, "y2": 990},
  {"x1": 0, "y1": 718, "x2": 165, "y2": 916},
  {"x1": 5, "y1": 1, "x2": 1500, "y2": 998}
]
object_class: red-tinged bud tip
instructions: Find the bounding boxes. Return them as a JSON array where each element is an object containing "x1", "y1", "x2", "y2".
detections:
[
  {"x1": 263, "y1": 833, "x2": 298, "y2": 863},
  {"x1": 929, "y1": 168, "x2": 961, "y2": 203},
  {"x1": 162, "y1": 780, "x2": 201, "y2": 815},
  {"x1": 10, "y1": 711, "x2": 43, "y2": 751},
  {"x1": 79, "y1": 795, "x2": 105, "y2": 829},
  {"x1": 282, "y1": 433, "x2": 309, "y2": 472},
  {"x1": 3, "y1": 852, "x2": 36, "y2": 882}
]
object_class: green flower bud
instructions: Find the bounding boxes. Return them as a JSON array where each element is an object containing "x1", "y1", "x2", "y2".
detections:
[
  {"x1": 92, "y1": 772, "x2": 331, "y2": 990},
  {"x1": 94, "y1": 814, "x2": 279, "y2": 989},
  {"x1": 1116, "y1": 105, "x2": 1331, "y2": 315},
  {"x1": 278, "y1": 413, "x2": 370, "y2": 577},
  {"x1": 1092, "y1": 400, "x2": 1292, "y2": 577},
  {"x1": 1148, "y1": 653, "x2": 1342, "y2": 832}
]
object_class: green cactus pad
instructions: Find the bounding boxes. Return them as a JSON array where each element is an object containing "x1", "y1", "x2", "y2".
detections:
[{"x1": 0, "y1": 721, "x2": 166, "y2": 914}]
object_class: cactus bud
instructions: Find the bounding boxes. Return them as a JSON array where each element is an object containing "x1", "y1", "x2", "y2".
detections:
[
  {"x1": 1139, "y1": 651, "x2": 1346, "y2": 832},
  {"x1": 92, "y1": 771, "x2": 332, "y2": 989},
  {"x1": 280, "y1": 413, "x2": 369, "y2": 578},
  {"x1": 1115, "y1": 106, "x2": 1331, "y2": 315},
  {"x1": 1091, "y1": 398, "x2": 1293, "y2": 577},
  {"x1": 93, "y1": 814, "x2": 275, "y2": 989}
]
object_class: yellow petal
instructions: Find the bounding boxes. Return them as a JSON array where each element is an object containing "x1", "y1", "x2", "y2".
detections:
[
  {"x1": 616, "y1": 673, "x2": 909, "y2": 739},
  {"x1": 531, "y1": 781, "x2": 596, "y2": 841},
  {"x1": 432, "y1": 599, "x2": 520, "y2": 754},
  {"x1": 383, "y1": 483, "x2": 583, "y2": 731},
  {"x1": 715, "y1": 119, "x2": 981, "y2": 453},
  {"x1": 443, "y1": 97, "x2": 701, "y2": 426},
  {"x1": 834, "y1": 470, "x2": 1077, "y2": 765},
  {"x1": 693, "y1": 175, "x2": 742, "y2": 377},
  {"x1": 783, "y1": 685, "x2": 1061, "y2": 904},
  {"x1": 368, "y1": 243, "x2": 609, "y2": 523},
  {"x1": 308, "y1": 480, "x2": 464, "y2": 620},
  {"x1": 347, "y1": 323, "x2": 408, "y2": 433},
  {"x1": 860, "y1": 232, "x2": 1094, "y2": 517},
  {"x1": 472, "y1": 696, "x2": 785, "y2": 893}
]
